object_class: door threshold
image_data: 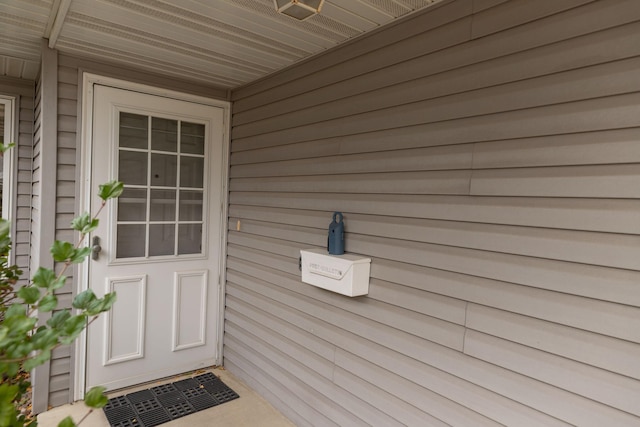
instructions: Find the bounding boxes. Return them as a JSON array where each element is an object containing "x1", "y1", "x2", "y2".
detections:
[{"x1": 106, "y1": 365, "x2": 220, "y2": 398}]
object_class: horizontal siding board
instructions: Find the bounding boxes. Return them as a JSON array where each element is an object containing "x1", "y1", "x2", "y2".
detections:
[
  {"x1": 333, "y1": 350, "x2": 508, "y2": 427},
  {"x1": 226, "y1": 263, "x2": 465, "y2": 364},
  {"x1": 347, "y1": 236, "x2": 640, "y2": 341},
  {"x1": 224, "y1": 348, "x2": 337, "y2": 427},
  {"x1": 228, "y1": 233, "x2": 304, "y2": 258},
  {"x1": 222, "y1": 359, "x2": 316, "y2": 427},
  {"x1": 48, "y1": 391, "x2": 69, "y2": 408},
  {"x1": 228, "y1": 212, "x2": 640, "y2": 294},
  {"x1": 226, "y1": 278, "x2": 558, "y2": 426},
  {"x1": 470, "y1": 164, "x2": 640, "y2": 198},
  {"x1": 367, "y1": 279, "x2": 467, "y2": 325},
  {"x1": 230, "y1": 144, "x2": 473, "y2": 174},
  {"x1": 226, "y1": 296, "x2": 337, "y2": 364},
  {"x1": 466, "y1": 304, "x2": 640, "y2": 380},
  {"x1": 226, "y1": 322, "x2": 403, "y2": 427},
  {"x1": 227, "y1": 244, "x2": 296, "y2": 275},
  {"x1": 332, "y1": 366, "x2": 448, "y2": 427},
  {"x1": 229, "y1": 206, "x2": 327, "y2": 229},
  {"x1": 470, "y1": 0, "x2": 595, "y2": 37},
  {"x1": 231, "y1": 138, "x2": 341, "y2": 165},
  {"x1": 373, "y1": 256, "x2": 640, "y2": 337},
  {"x1": 229, "y1": 210, "x2": 640, "y2": 270},
  {"x1": 57, "y1": 115, "x2": 76, "y2": 133},
  {"x1": 234, "y1": 17, "x2": 640, "y2": 129},
  {"x1": 473, "y1": 128, "x2": 640, "y2": 168},
  {"x1": 234, "y1": 55, "x2": 640, "y2": 140},
  {"x1": 49, "y1": 374, "x2": 70, "y2": 393},
  {"x1": 233, "y1": 92, "x2": 640, "y2": 152},
  {"x1": 454, "y1": 345, "x2": 639, "y2": 426},
  {"x1": 229, "y1": 170, "x2": 473, "y2": 194},
  {"x1": 230, "y1": 192, "x2": 640, "y2": 234},
  {"x1": 57, "y1": 99, "x2": 76, "y2": 117},
  {"x1": 465, "y1": 330, "x2": 640, "y2": 417},
  {"x1": 226, "y1": 308, "x2": 334, "y2": 378},
  {"x1": 227, "y1": 260, "x2": 466, "y2": 351},
  {"x1": 57, "y1": 83, "x2": 77, "y2": 101},
  {"x1": 464, "y1": 0, "x2": 640, "y2": 64},
  {"x1": 225, "y1": 332, "x2": 368, "y2": 427},
  {"x1": 49, "y1": 359, "x2": 69, "y2": 377},
  {"x1": 57, "y1": 66, "x2": 77, "y2": 85},
  {"x1": 58, "y1": 132, "x2": 76, "y2": 149}
]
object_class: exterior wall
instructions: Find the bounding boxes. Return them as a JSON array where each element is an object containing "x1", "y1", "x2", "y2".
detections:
[
  {"x1": 0, "y1": 76, "x2": 34, "y2": 282},
  {"x1": 34, "y1": 52, "x2": 228, "y2": 411},
  {"x1": 227, "y1": 0, "x2": 640, "y2": 425}
]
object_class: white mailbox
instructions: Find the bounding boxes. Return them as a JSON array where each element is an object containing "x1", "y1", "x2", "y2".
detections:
[{"x1": 300, "y1": 248, "x2": 371, "y2": 297}]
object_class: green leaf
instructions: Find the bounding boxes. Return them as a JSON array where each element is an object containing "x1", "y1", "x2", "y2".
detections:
[
  {"x1": 23, "y1": 349, "x2": 51, "y2": 371},
  {"x1": 5, "y1": 303, "x2": 26, "y2": 319},
  {"x1": 58, "y1": 415, "x2": 77, "y2": 427},
  {"x1": 83, "y1": 218, "x2": 99, "y2": 234},
  {"x1": 84, "y1": 386, "x2": 108, "y2": 408},
  {"x1": 51, "y1": 241, "x2": 75, "y2": 262},
  {"x1": 17, "y1": 286, "x2": 40, "y2": 304},
  {"x1": 70, "y1": 212, "x2": 90, "y2": 232},
  {"x1": 70, "y1": 247, "x2": 92, "y2": 264},
  {"x1": 102, "y1": 292, "x2": 117, "y2": 310},
  {"x1": 38, "y1": 294, "x2": 58, "y2": 312},
  {"x1": 32, "y1": 267, "x2": 57, "y2": 288},
  {"x1": 60, "y1": 314, "x2": 87, "y2": 344},
  {"x1": 31, "y1": 327, "x2": 59, "y2": 350},
  {"x1": 72, "y1": 289, "x2": 96, "y2": 310},
  {"x1": 71, "y1": 213, "x2": 100, "y2": 235},
  {"x1": 3, "y1": 315, "x2": 36, "y2": 336},
  {"x1": 0, "y1": 383, "x2": 20, "y2": 426},
  {"x1": 47, "y1": 310, "x2": 71, "y2": 329},
  {"x1": 0, "y1": 142, "x2": 15, "y2": 153},
  {"x1": 0, "y1": 362, "x2": 20, "y2": 377},
  {"x1": 0, "y1": 219, "x2": 10, "y2": 245},
  {"x1": 98, "y1": 180, "x2": 124, "y2": 201},
  {"x1": 86, "y1": 292, "x2": 117, "y2": 316}
]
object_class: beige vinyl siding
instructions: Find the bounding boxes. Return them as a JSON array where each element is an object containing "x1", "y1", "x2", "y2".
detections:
[
  {"x1": 227, "y1": 0, "x2": 640, "y2": 425},
  {"x1": 46, "y1": 59, "x2": 77, "y2": 409},
  {"x1": 0, "y1": 76, "x2": 34, "y2": 282},
  {"x1": 31, "y1": 43, "x2": 60, "y2": 412}
]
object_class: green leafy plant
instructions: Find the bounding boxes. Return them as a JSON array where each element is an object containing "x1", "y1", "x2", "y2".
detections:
[{"x1": 0, "y1": 179, "x2": 123, "y2": 426}]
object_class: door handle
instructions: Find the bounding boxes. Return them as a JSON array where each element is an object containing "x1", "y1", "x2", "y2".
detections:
[{"x1": 91, "y1": 236, "x2": 102, "y2": 260}]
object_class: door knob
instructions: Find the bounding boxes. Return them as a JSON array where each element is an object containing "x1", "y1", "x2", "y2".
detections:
[{"x1": 91, "y1": 236, "x2": 102, "y2": 260}]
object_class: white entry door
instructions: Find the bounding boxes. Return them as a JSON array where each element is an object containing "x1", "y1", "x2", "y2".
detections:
[{"x1": 86, "y1": 84, "x2": 225, "y2": 391}]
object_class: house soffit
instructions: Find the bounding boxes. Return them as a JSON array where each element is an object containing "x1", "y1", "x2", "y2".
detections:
[{"x1": 0, "y1": 0, "x2": 443, "y2": 88}]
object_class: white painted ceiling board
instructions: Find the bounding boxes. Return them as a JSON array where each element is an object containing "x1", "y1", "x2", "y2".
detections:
[{"x1": 0, "y1": 0, "x2": 445, "y2": 86}]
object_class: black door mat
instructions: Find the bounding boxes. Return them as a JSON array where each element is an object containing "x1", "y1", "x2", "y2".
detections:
[{"x1": 103, "y1": 372, "x2": 239, "y2": 427}]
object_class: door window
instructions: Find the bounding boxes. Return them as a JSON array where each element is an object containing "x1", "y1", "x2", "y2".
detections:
[{"x1": 116, "y1": 112, "x2": 206, "y2": 259}]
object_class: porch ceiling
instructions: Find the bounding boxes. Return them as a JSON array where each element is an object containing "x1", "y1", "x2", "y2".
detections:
[{"x1": 0, "y1": 0, "x2": 442, "y2": 88}]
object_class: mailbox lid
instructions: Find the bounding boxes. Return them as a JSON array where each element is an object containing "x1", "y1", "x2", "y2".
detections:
[{"x1": 300, "y1": 247, "x2": 371, "y2": 265}]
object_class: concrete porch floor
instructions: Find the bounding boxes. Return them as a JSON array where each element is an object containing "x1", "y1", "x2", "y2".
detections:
[{"x1": 37, "y1": 367, "x2": 295, "y2": 427}]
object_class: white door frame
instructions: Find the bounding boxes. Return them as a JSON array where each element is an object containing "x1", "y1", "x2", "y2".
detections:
[{"x1": 75, "y1": 73, "x2": 230, "y2": 400}]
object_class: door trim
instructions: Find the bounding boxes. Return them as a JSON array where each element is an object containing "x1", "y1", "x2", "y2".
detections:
[{"x1": 75, "y1": 73, "x2": 230, "y2": 400}]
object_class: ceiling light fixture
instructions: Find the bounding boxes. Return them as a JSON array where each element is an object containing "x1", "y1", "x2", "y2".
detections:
[{"x1": 274, "y1": 0, "x2": 324, "y2": 20}]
